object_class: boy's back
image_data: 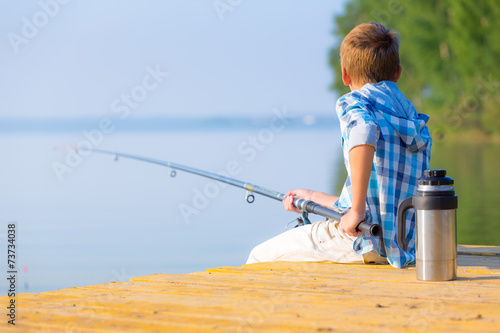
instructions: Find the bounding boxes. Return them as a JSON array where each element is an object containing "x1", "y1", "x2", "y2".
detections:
[
  {"x1": 335, "y1": 80, "x2": 431, "y2": 267},
  {"x1": 247, "y1": 22, "x2": 432, "y2": 268}
]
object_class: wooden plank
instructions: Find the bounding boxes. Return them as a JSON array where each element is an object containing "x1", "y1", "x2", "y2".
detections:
[
  {"x1": 458, "y1": 245, "x2": 500, "y2": 256},
  {"x1": 11, "y1": 287, "x2": 498, "y2": 333},
  {"x1": 0, "y1": 246, "x2": 499, "y2": 332}
]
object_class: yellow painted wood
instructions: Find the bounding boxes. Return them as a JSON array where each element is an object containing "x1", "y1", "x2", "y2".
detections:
[{"x1": 1, "y1": 246, "x2": 499, "y2": 332}]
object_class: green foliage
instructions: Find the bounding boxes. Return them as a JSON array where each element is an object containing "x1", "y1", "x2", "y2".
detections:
[{"x1": 330, "y1": 0, "x2": 500, "y2": 135}]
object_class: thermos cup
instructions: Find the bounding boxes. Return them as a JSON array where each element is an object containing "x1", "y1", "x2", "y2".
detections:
[{"x1": 397, "y1": 169, "x2": 458, "y2": 281}]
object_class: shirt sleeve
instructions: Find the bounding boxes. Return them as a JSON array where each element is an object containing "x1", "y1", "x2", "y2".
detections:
[
  {"x1": 348, "y1": 122, "x2": 379, "y2": 151},
  {"x1": 336, "y1": 95, "x2": 379, "y2": 151}
]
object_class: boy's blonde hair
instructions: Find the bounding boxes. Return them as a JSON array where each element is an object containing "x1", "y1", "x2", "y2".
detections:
[{"x1": 340, "y1": 22, "x2": 400, "y2": 85}]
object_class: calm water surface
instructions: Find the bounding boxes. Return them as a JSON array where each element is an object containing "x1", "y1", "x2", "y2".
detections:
[
  {"x1": 430, "y1": 142, "x2": 500, "y2": 246},
  {"x1": 0, "y1": 128, "x2": 340, "y2": 294},
  {"x1": 1, "y1": 129, "x2": 498, "y2": 294}
]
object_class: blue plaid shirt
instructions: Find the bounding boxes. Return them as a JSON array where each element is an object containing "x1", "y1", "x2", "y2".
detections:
[{"x1": 333, "y1": 81, "x2": 432, "y2": 268}]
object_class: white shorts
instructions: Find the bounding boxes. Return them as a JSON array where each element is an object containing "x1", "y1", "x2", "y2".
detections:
[{"x1": 246, "y1": 219, "x2": 387, "y2": 265}]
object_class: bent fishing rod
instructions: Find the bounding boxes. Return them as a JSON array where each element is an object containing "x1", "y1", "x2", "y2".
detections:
[{"x1": 62, "y1": 147, "x2": 380, "y2": 236}]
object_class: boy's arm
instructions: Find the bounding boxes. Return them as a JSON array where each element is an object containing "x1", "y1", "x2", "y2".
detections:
[{"x1": 340, "y1": 144, "x2": 375, "y2": 237}]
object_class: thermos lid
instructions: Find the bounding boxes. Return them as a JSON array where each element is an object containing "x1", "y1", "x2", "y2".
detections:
[{"x1": 418, "y1": 169, "x2": 454, "y2": 185}]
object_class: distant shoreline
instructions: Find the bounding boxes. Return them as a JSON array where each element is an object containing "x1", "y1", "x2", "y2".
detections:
[
  {"x1": 3, "y1": 116, "x2": 498, "y2": 143},
  {"x1": 0, "y1": 115, "x2": 339, "y2": 133}
]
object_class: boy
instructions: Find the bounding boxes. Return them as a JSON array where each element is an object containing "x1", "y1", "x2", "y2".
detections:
[{"x1": 246, "y1": 22, "x2": 432, "y2": 268}]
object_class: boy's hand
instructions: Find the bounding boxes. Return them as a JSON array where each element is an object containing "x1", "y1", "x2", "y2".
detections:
[
  {"x1": 340, "y1": 210, "x2": 365, "y2": 237},
  {"x1": 283, "y1": 189, "x2": 314, "y2": 214}
]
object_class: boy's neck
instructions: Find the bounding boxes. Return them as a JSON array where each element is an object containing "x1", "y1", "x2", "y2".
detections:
[
  {"x1": 347, "y1": 65, "x2": 402, "y2": 91},
  {"x1": 349, "y1": 82, "x2": 366, "y2": 91}
]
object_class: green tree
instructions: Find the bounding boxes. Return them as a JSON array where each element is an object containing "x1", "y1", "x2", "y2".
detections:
[{"x1": 330, "y1": 0, "x2": 500, "y2": 135}]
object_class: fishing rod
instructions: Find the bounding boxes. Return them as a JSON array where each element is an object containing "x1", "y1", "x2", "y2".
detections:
[{"x1": 62, "y1": 147, "x2": 380, "y2": 236}]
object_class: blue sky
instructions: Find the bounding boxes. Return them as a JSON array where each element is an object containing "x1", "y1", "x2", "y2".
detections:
[{"x1": 0, "y1": 0, "x2": 346, "y2": 119}]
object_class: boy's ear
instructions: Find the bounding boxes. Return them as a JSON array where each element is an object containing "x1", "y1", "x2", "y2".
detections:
[
  {"x1": 393, "y1": 65, "x2": 402, "y2": 83},
  {"x1": 341, "y1": 67, "x2": 351, "y2": 86}
]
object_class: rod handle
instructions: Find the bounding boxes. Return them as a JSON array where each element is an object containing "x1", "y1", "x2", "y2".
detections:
[
  {"x1": 357, "y1": 221, "x2": 381, "y2": 237},
  {"x1": 294, "y1": 198, "x2": 381, "y2": 237}
]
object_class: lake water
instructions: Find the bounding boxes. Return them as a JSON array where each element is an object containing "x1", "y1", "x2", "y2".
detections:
[
  {"x1": 429, "y1": 141, "x2": 500, "y2": 246},
  {"x1": 1, "y1": 125, "x2": 499, "y2": 294},
  {"x1": 0, "y1": 125, "x2": 341, "y2": 294}
]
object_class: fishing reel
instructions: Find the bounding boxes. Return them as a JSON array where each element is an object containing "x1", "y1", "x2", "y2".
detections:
[
  {"x1": 285, "y1": 211, "x2": 312, "y2": 230},
  {"x1": 243, "y1": 189, "x2": 311, "y2": 230}
]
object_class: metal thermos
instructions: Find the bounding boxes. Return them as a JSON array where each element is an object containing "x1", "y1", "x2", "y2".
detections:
[{"x1": 397, "y1": 169, "x2": 458, "y2": 281}]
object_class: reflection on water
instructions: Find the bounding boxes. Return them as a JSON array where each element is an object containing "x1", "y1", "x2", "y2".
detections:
[
  {"x1": 332, "y1": 142, "x2": 500, "y2": 246},
  {"x1": 431, "y1": 142, "x2": 500, "y2": 246}
]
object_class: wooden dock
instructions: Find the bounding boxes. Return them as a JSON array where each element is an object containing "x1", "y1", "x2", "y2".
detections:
[{"x1": 2, "y1": 245, "x2": 499, "y2": 332}]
